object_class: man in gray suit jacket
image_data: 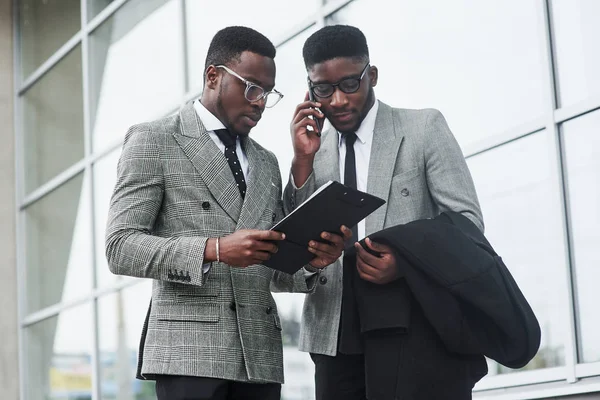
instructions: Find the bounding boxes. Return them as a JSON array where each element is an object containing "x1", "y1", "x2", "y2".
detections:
[
  {"x1": 105, "y1": 26, "x2": 348, "y2": 400},
  {"x1": 286, "y1": 25, "x2": 484, "y2": 399}
]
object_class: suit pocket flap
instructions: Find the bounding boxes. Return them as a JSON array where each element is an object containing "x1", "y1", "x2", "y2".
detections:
[
  {"x1": 153, "y1": 302, "x2": 220, "y2": 323},
  {"x1": 391, "y1": 167, "x2": 420, "y2": 182}
]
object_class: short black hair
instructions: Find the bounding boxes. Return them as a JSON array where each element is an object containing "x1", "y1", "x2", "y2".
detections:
[
  {"x1": 204, "y1": 26, "x2": 276, "y2": 71},
  {"x1": 303, "y1": 25, "x2": 369, "y2": 69}
]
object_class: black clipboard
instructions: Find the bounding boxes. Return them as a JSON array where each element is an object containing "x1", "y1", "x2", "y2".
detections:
[{"x1": 264, "y1": 181, "x2": 385, "y2": 274}]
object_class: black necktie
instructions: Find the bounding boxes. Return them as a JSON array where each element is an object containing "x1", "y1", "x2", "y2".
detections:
[
  {"x1": 338, "y1": 131, "x2": 363, "y2": 355},
  {"x1": 214, "y1": 129, "x2": 246, "y2": 199},
  {"x1": 343, "y1": 132, "x2": 358, "y2": 244}
]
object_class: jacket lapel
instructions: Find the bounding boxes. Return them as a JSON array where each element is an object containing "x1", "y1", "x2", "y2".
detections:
[
  {"x1": 173, "y1": 103, "x2": 243, "y2": 222},
  {"x1": 236, "y1": 138, "x2": 272, "y2": 230},
  {"x1": 366, "y1": 102, "x2": 404, "y2": 234},
  {"x1": 314, "y1": 124, "x2": 341, "y2": 184}
]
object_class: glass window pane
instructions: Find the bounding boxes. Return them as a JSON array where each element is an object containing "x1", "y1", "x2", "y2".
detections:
[
  {"x1": 252, "y1": 27, "x2": 316, "y2": 182},
  {"x1": 185, "y1": 0, "x2": 320, "y2": 92},
  {"x1": 25, "y1": 174, "x2": 92, "y2": 314},
  {"x1": 551, "y1": 0, "x2": 600, "y2": 108},
  {"x1": 467, "y1": 131, "x2": 569, "y2": 374},
  {"x1": 94, "y1": 149, "x2": 136, "y2": 288},
  {"x1": 25, "y1": 303, "x2": 93, "y2": 400},
  {"x1": 328, "y1": 0, "x2": 547, "y2": 150},
  {"x1": 89, "y1": 0, "x2": 183, "y2": 153},
  {"x1": 562, "y1": 109, "x2": 600, "y2": 364},
  {"x1": 19, "y1": 0, "x2": 81, "y2": 78},
  {"x1": 274, "y1": 294, "x2": 316, "y2": 399},
  {"x1": 98, "y1": 282, "x2": 156, "y2": 399},
  {"x1": 22, "y1": 46, "x2": 84, "y2": 193},
  {"x1": 88, "y1": 0, "x2": 114, "y2": 21}
]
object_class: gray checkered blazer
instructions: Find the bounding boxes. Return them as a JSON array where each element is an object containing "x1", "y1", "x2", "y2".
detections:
[
  {"x1": 105, "y1": 102, "x2": 308, "y2": 384},
  {"x1": 284, "y1": 101, "x2": 484, "y2": 356}
]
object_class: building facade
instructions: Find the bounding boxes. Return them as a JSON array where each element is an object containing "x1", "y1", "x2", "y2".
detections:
[{"x1": 1, "y1": 0, "x2": 599, "y2": 399}]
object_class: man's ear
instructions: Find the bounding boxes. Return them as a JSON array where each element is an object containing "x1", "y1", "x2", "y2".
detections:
[
  {"x1": 369, "y1": 65, "x2": 378, "y2": 87},
  {"x1": 205, "y1": 65, "x2": 220, "y2": 90}
]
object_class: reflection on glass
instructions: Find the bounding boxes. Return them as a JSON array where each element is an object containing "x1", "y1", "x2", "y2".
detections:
[
  {"x1": 19, "y1": 0, "x2": 81, "y2": 77},
  {"x1": 185, "y1": 0, "x2": 320, "y2": 92},
  {"x1": 562, "y1": 110, "x2": 600, "y2": 363},
  {"x1": 328, "y1": 0, "x2": 546, "y2": 150},
  {"x1": 25, "y1": 303, "x2": 93, "y2": 400},
  {"x1": 94, "y1": 149, "x2": 134, "y2": 288},
  {"x1": 467, "y1": 131, "x2": 568, "y2": 374},
  {"x1": 22, "y1": 46, "x2": 84, "y2": 193},
  {"x1": 88, "y1": 0, "x2": 115, "y2": 21},
  {"x1": 89, "y1": 0, "x2": 183, "y2": 152},
  {"x1": 551, "y1": 0, "x2": 600, "y2": 107},
  {"x1": 98, "y1": 282, "x2": 156, "y2": 399},
  {"x1": 25, "y1": 173, "x2": 92, "y2": 314}
]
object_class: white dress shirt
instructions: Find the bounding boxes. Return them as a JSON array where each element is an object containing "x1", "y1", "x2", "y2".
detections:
[
  {"x1": 193, "y1": 100, "x2": 249, "y2": 273},
  {"x1": 193, "y1": 100, "x2": 249, "y2": 180},
  {"x1": 338, "y1": 100, "x2": 379, "y2": 241}
]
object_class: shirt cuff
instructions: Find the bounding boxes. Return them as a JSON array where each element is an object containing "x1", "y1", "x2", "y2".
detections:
[{"x1": 303, "y1": 264, "x2": 321, "y2": 274}]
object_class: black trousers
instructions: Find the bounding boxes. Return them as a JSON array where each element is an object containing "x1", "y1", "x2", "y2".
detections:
[
  {"x1": 311, "y1": 352, "x2": 367, "y2": 400},
  {"x1": 155, "y1": 375, "x2": 281, "y2": 400},
  {"x1": 311, "y1": 329, "x2": 412, "y2": 400},
  {"x1": 312, "y1": 323, "x2": 477, "y2": 399}
]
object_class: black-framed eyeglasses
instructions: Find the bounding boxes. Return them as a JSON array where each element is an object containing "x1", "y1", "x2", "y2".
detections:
[
  {"x1": 309, "y1": 63, "x2": 370, "y2": 98},
  {"x1": 216, "y1": 65, "x2": 284, "y2": 108}
]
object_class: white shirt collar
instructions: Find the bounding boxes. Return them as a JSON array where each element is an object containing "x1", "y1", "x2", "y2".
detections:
[
  {"x1": 193, "y1": 100, "x2": 226, "y2": 132},
  {"x1": 338, "y1": 99, "x2": 379, "y2": 146}
]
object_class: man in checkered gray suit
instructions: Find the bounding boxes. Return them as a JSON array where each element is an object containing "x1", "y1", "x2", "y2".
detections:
[{"x1": 105, "y1": 26, "x2": 349, "y2": 400}]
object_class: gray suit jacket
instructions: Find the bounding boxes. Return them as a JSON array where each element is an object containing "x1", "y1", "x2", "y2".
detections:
[
  {"x1": 105, "y1": 102, "x2": 308, "y2": 383},
  {"x1": 283, "y1": 101, "x2": 484, "y2": 356}
]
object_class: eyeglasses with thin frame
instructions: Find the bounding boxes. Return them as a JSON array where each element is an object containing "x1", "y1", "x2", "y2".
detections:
[
  {"x1": 309, "y1": 63, "x2": 370, "y2": 98},
  {"x1": 216, "y1": 65, "x2": 284, "y2": 108}
]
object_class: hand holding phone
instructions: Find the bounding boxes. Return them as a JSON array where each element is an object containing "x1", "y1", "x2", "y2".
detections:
[{"x1": 307, "y1": 79, "x2": 323, "y2": 136}]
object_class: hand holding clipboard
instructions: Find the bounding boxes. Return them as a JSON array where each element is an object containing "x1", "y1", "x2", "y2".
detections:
[{"x1": 264, "y1": 181, "x2": 385, "y2": 274}]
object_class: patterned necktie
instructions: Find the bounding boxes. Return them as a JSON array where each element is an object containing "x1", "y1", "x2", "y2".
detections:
[
  {"x1": 343, "y1": 132, "x2": 358, "y2": 244},
  {"x1": 214, "y1": 128, "x2": 246, "y2": 199}
]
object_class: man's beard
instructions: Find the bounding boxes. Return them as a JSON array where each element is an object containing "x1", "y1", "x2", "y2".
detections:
[{"x1": 336, "y1": 87, "x2": 375, "y2": 134}]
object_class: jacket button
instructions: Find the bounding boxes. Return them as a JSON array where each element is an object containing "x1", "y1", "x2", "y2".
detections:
[
  {"x1": 202, "y1": 201, "x2": 210, "y2": 209},
  {"x1": 266, "y1": 306, "x2": 273, "y2": 314},
  {"x1": 272, "y1": 212, "x2": 277, "y2": 221},
  {"x1": 401, "y1": 188, "x2": 410, "y2": 197},
  {"x1": 319, "y1": 276, "x2": 328, "y2": 285},
  {"x1": 229, "y1": 302, "x2": 236, "y2": 311}
]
